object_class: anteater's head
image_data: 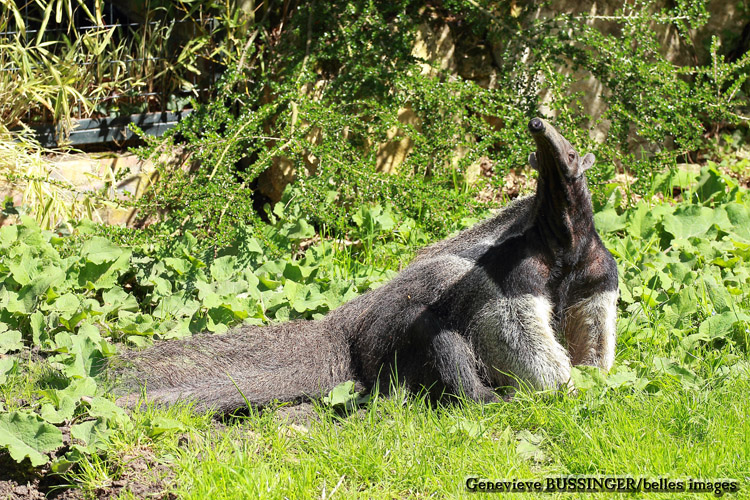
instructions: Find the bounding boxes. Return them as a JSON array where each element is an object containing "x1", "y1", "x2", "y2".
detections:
[{"x1": 527, "y1": 118, "x2": 594, "y2": 180}]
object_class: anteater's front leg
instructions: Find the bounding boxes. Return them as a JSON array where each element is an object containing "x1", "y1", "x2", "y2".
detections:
[
  {"x1": 429, "y1": 329, "x2": 499, "y2": 402},
  {"x1": 474, "y1": 295, "x2": 573, "y2": 392},
  {"x1": 563, "y1": 290, "x2": 618, "y2": 370},
  {"x1": 372, "y1": 304, "x2": 498, "y2": 402},
  {"x1": 402, "y1": 308, "x2": 498, "y2": 402}
]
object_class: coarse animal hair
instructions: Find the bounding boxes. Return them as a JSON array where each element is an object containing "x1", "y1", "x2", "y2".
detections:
[{"x1": 113, "y1": 118, "x2": 619, "y2": 413}]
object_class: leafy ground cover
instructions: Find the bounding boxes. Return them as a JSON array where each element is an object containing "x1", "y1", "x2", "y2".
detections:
[{"x1": 1, "y1": 165, "x2": 749, "y2": 498}]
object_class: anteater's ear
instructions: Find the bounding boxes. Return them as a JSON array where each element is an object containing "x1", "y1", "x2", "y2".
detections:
[
  {"x1": 529, "y1": 152, "x2": 538, "y2": 170},
  {"x1": 580, "y1": 153, "x2": 595, "y2": 173}
]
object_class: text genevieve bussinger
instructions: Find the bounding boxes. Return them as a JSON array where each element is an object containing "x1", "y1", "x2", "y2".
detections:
[{"x1": 465, "y1": 476, "x2": 739, "y2": 496}]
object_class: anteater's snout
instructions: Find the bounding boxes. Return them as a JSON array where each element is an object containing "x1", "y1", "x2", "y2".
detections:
[{"x1": 528, "y1": 118, "x2": 544, "y2": 133}]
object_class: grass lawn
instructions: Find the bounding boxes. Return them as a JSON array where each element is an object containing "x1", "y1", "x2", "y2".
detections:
[
  {"x1": 2, "y1": 165, "x2": 750, "y2": 499},
  {"x1": 86, "y1": 376, "x2": 748, "y2": 499}
]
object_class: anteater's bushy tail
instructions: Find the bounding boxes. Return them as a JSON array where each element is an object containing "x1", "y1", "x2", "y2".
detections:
[{"x1": 112, "y1": 319, "x2": 354, "y2": 413}]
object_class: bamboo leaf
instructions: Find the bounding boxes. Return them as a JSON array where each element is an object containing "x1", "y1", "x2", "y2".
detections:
[{"x1": 36, "y1": 0, "x2": 55, "y2": 46}]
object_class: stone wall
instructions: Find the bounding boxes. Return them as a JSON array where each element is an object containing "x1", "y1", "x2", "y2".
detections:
[{"x1": 0, "y1": 153, "x2": 159, "y2": 227}]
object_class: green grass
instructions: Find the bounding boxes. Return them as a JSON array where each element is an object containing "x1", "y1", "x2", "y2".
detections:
[
  {"x1": 69, "y1": 377, "x2": 749, "y2": 499},
  {"x1": 2, "y1": 163, "x2": 750, "y2": 498}
]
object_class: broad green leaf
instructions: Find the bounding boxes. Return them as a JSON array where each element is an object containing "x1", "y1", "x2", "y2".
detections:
[
  {"x1": 626, "y1": 201, "x2": 667, "y2": 240},
  {"x1": 0, "y1": 329, "x2": 23, "y2": 353},
  {"x1": 240, "y1": 236, "x2": 264, "y2": 254},
  {"x1": 324, "y1": 381, "x2": 357, "y2": 406},
  {"x1": 283, "y1": 262, "x2": 305, "y2": 282},
  {"x1": 71, "y1": 419, "x2": 110, "y2": 451},
  {"x1": 50, "y1": 293, "x2": 81, "y2": 325},
  {"x1": 117, "y1": 312, "x2": 156, "y2": 337},
  {"x1": 663, "y1": 286, "x2": 698, "y2": 329},
  {"x1": 88, "y1": 397, "x2": 130, "y2": 426},
  {"x1": 274, "y1": 305, "x2": 290, "y2": 321},
  {"x1": 703, "y1": 275, "x2": 734, "y2": 314},
  {"x1": 662, "y1": 205, "x2": 729, "y2": 241},
  {"x1": 257, "y1": 275, "x2": 283, "y2": 290},
  {"x1": 0, "y1": 356, "x2": 17, "y2": 384},
  {"x1": 206, "y1": 308, "x2": 233, "y2": 333},
  {"x1": 210, "y1": 255, "x2": 238, "y2": 281},
  {"x1": 147, "y1": 276, "x2": 173, "y2": 297},
  {"x1": 322, "y1": 380, "x2": 368, "y2": 412},
  {"x1": 154, "y1": 292, "x2": 200, "y2": 319},
  {"x1": 54, "y1": 293, "x2": 80, "y2": 311},
  {"x1": 241, "y1": 270, "x2": 261, "y2": 291},
  {"x1": 447, "y1": 420, "x2": 483, "y2": 438},
  {"x1": 197, "y1": 280, "x2": 251, "y2": 299},
  {"x1": 375, "y1": 208, "x2": 396, "y2": 231},
  {"x1": 285, "y1": 219, "x2": 315, "y2": 240},
  {"x1": 516, "y1": 429, "x2": 546, "y2": 462},
  {"x1": 11, "y1": 268, "x2": 65, "y2": 314},
  {"x1": 605, "y1": 365, "x2": 646, "y2": 389},
  {"x1": 692, "y1": 166, "x2": 728, "y2": 203},
  {"x1": 102, "y1": 286, "x2": 139, "y2": 315},
  {"x1": 7, "y1": 251, "x2": 34, "y2": 286},
  {"x1": 652, "y1": 357, "x2": 702, "y2": 388},
  {"x1": 698, "y1": 311, "x2": 750, "y2": 339},
  {"x1": 0, "y1": 411, "x2": 63, "y2": 466},
  {"x1": 77, "y1": 247, "x2": 131, "y2": 289},
  {"x1": 40, "y1": 400, "x2": 77, "y2": 424},
  {"x1": 618, "y1": 280, "x2": 634, "y2": 304},
  {"x1": 571, "y1": 365, "x2": 607, "y2": 391},
  {"x1": 664, "y1": 261, "x2": 693, "y2": 285},
  {"x1": 162, "y1": 318, "x2": 193, "y2": 340},
  {"x1": 215, "y1": 279, "x2": 252, "y2": 296},
  {"x1": 62, "y1": 376, "x2": 98, "y2": 400},
  {"x1": 256, "y1": 260, "x2": 284, "y2": 277},
  {"x1": 145, "y1": 416, "x2": 185, "y2": 438},
  {"x1": 41, "y1": 377, "x2": 97, "y2": 423},
  {"x1": 29, "y1": 311, "x2": 50, "y2": 347},
  {"x1": 283, "y1": 280, "x2": 300, "y2": 304},
  {"x1": 0, "y1": 224, "x2": 18, "y2": 247},
  {"x1": 681, "y1": 332, "x2": 711, "y2": 351},
  {"x1": 292, "y1": 288, "x2": 328, "y2": 313},
  {"x1": 80, "y1": 237, "x2": 127, "y2": 265},
  {"x1": 593, "y1": 189, "x2": 626, "y2": 234},
  {"x1": 51, "y1": 450, "x2": 81, "y2": 473},
  {"x1": 164, "y1": 257, "x2": 191, "y2": 275},
  {"x1": 126, "y1": 336, "x2": 151, "y2": 348},
  {"x1": 594, "y1": 207, "x2": 626, "y2": 234},
  {"x1": 57, "y1": 335, "x2": 105, "y2": 378},
  {"x1": 200, "y1": 291, "x2": 223, "y2": 309},
  {"x1": 724, "y1": 202, "x2": 750, "y2": 241}
]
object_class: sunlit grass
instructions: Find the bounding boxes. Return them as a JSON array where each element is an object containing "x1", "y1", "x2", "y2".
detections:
[{"x1": 68, "y1": 376, "x2": 749, "y2": 499}]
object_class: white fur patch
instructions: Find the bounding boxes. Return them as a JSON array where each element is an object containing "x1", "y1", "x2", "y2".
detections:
[
  {"x1": 563, "y1": 290, "x2": 618, "y2": 370},
  {"x1": 471, "y1": 294, "x2": 572, "y2": 390}
]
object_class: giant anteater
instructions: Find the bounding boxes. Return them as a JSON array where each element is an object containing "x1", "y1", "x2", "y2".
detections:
[{"x1": 115, "y1": 118, "x2": 619, "y2": 412}]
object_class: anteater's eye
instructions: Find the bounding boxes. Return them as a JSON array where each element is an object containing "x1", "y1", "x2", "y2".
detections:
[{"x1": 568, "y1": 152, "x2": 576, "y2": 161}]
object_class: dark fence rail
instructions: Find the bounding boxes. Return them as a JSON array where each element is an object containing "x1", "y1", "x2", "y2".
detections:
[
  {"x1": 3, "y1": 0, "x2": 216, "y2": 145},
  {"x1": 25, "y1": 111, "x2": 192, "y2": 148}
]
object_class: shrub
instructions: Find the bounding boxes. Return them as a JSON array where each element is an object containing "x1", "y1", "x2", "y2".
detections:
[{"x1": 131, "y1": 0, "x2": 750, "y2": 247}]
